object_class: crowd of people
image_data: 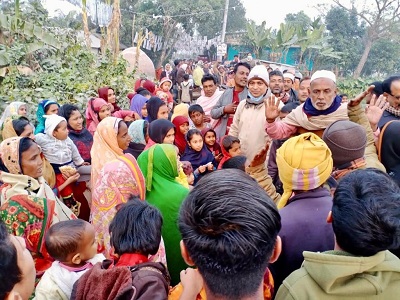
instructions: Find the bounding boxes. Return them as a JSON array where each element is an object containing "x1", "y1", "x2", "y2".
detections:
[{"x1": 0, "y1": 55, "x2": 399, "y2": 300}]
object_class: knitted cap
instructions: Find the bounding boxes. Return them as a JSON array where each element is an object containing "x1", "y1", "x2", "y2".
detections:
[
  {"x1": 248, "y1": 65, "x2": 269, "y2": 85},
  {"x1": 159, "y1": 77, "x2": 172, "y2": 88},
  {"x1": 322, "y1": 120, "x2": 366, "y2": 167},
  {"x1": 44, "y1": 114, "x2": 66, "y2": 136},
  {"x1": 277, "y1": 132, "x2": 333, "y2": 209}
]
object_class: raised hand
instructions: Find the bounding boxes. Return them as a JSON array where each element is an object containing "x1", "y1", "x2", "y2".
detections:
[
  {"x1": 265, "y1": 95, "x2": 280, "y2": 122},
  {"x1": 348, "y1": 85, "x2": 375, "y2": 107},
  {"x1": 366, "y1": 94, "x2": 389, "y2": 131}
]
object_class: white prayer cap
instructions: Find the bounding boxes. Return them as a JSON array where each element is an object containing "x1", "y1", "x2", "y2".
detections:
[
  {"x1": 283, "y1": 73, "x2": 295, "y2": 82},
  {"x1": 311, "y1": 70, "x2": 336, "y2": 83}
]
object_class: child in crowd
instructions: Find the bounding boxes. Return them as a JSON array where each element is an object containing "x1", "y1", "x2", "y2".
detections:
[
  {"x1": 157, "y1": 77, "x2": 174, "y2": 112},
  {"x1": 218, "y1": 135, "x2": 242, "y2": 169},
  {"x1": 71, "y1": 199, "x2": 170, "y2": 300},
  {"x1": 35, "y1": 220, "x2": 105, "y2": 300},
  {"x1": 189, "y1": 104, "x2": 210, "y2": 131},
  {"x1": 35, "y1": 115, "x2": 86, "y2": 215},
  {"x1": 181, "y1": 129, "x2": 217, "y2": 184},
  {"x1": 202, "y1": 128, "x2": 222, "y2": 164},
  {"x1": 180, "y1": 74, "x2": 192, "y2": 104},
  {"x1": 172, "y1": 116, "x2": 190, "y2": 155}
]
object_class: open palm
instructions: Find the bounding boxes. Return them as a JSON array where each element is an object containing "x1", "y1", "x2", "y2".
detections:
[
  {"x1": 366, "y1": 94, "x2": 389, "y2": 131},
  {"x1": 265, "y1": 96, "x2": 281, "y2": 121}
]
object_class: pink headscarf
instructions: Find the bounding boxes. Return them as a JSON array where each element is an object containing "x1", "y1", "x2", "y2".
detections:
[{"x1": 86, "y1": 98, "x2": 111, "y2": 135}]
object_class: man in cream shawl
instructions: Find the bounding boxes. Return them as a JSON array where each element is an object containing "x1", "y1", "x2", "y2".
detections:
[
  {"x1": 265, "y1": 70, "x2": 347, "y2": 139},
  {"x1": 265, "y1": 70, "x2": 385, "y2": 171}
]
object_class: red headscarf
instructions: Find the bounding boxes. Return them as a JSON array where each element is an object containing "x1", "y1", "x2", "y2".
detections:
[
  {"x1": 218, "y1": 135, "x2": 232, "y2": 169},
  {"x1": 98, "y1": 86, "x2": 121, "y2": 112},
  {"x1": 172, "y1": 116, "x2": 189, "y2": 155},
  {"x1": 143, "y1": 80, "x2": 156, "y2": 95},
  {"x1": 86, "y1": 98, "x2": 111, "y2": 135}
]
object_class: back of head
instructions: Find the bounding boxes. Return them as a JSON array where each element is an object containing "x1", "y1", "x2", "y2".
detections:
[
  {"x1": 333, "y1": 169, "x2": 400, "y2": 256},
  {"x1": 179, "y1": 169, "x2": 281, "y2": 299},
  {"x1": 221, "y1": 155, "x2": 247, "y2": 172},
  {"x1": 45, "y1": 219, "x2": 88, "y2": 262},
  {"x1": 110, "y1": 197, "x2": 163, "y2": 256},
  {"x1": 0, "y1": 221, "x2": 21, "y2": 300},
  {"x1": 322, "y1": 120, "x2": 367, "y2": 167},
  {"x1": 277, "y1": 132, "x2": 333, "y2": 208}
]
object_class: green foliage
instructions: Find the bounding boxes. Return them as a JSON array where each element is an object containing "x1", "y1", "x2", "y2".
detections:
[
  {"x1": 336, "y1": 77, "x2": 373, "y2": 98},
  {"x1": 245, "y1": 20, "x2": 271, "y2": 58},
  {"x1": 1, "y1": 43, "x2": 135, "y2": 114}
]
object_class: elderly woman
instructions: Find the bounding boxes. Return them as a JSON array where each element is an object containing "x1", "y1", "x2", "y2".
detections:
[
  {"x1": 2, "y1": 116, "x2": 55, "y2": 188},
  {"x1": 0, "y1": 137, "x2": 75, "y2": 277},
  {"x1": 0, "y1": 102, "x2": 27, "y2": 128}
]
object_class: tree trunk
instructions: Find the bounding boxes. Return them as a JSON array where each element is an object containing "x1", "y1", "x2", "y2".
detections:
[{"x1": 353, "y1": 38, "x2": 373, "y2": 78}]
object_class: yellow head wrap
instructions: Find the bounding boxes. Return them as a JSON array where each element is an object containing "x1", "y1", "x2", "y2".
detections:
[{"x1": 276, "y1": 132, "x2": 333, "y2": 209}]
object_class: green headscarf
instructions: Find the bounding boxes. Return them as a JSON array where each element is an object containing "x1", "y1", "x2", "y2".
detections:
[{"x1": 137, "y1": 144, "x2": 189, "y2": 285}]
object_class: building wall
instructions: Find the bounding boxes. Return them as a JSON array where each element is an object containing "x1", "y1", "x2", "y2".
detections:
[{"x1": 226, "y1": 45, "x2": 313, "y2": 70}]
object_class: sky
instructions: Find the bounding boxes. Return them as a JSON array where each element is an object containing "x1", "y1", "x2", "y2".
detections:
[
  {"x1": 241, "y1": 0, "x2": 334, "y2": 28},
  {"x1": 44, "y1": 0, "x2": 354, "y2": 29}
]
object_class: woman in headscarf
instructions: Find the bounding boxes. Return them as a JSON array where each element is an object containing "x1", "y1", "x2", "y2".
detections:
[
  {"x1": 90, "y1": 117, "x2": 131, "y2": 189},
  {"x1": 58, "y1": 104, "x2": 93, "y2": 221},
  {"x1": 160, "y1": 63, "x2": 172, "y2": 79},
  {"x1": 146, "y1": 96, "x2": 169, "y2": 123},
  {"x1": 0, "y1": 137, "x2": 75, "y2": 277},
  {"x1": 2, "y1": 116, "x2": 34, "y2": 140},
  {"x1": 91, "y1": 152, "x2": 146, "y2": 258},
  {"x1": 2, "y1": 116, "x2": 56, "y2": 188},
  {"x1": 125, "y1": 120, "x2": 149, "y2": 159},
  {"x1": 86, "y1": 98, "x2": 136, "y2": 135},
  {"x1": 59, "y1": 104, "x2": 93, "y2": 163},
  {"x1": 144, "y1": 119, "x2": 175, "y2": 150},
  {"x1": 171, "y1": 103, "x2": 189, "y2": 122},
  {"x1": 172, "y1": 116, "x2": 190, "y2": 155},
  {"x1": 0, "y1": 101, "x2": 27, "y2": 130},
  {"x1": 129, "y1": 94, "x2": 148, "y2": 119},
  {"x1": 34, "y1": 99, "x2": 60, "y2": 134},
  {"x1": 137, "y1": 144, "x2": 189, "y2": 285},
  {"x1": 98, "y1": 86, "x2": 121, "y2": 112},
  {"x1": 379, "y1": 120, "x2": 400, "y2": 186}
]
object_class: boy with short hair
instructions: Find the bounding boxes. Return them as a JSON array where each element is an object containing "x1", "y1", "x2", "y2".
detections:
[
  {"x1": 276, "y1": 169, "x2": 400, "y2": 300},
  {"x1": 178, "y1": 169, "x2": 282, "y2": 300},
  {"x1": 188, "y1": 104, "x2": 210, "y2": 131}
]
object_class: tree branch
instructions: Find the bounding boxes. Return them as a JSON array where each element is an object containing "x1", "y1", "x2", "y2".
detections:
[{"x1": 332, "y1": 0, "x2": 373, "y2": 26}]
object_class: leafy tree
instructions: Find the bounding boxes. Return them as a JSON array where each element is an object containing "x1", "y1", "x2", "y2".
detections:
[
  {"x1": 245, "y1": 20, "x2": 271, "y2": 58},
  {"x1": 285, "y1": 11, "x2": 312, "y2": 31},
  {"x1": 324, "y1": 6, "x2": 364, "y2": 76},
  {"x1": 333, "y1": 0, "x2": 400, "y2": 78}
]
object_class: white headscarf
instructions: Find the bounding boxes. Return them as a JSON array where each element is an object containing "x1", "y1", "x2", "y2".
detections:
[{"x1": 0, "y1": 102, "x2": 26, "y2": 128}]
